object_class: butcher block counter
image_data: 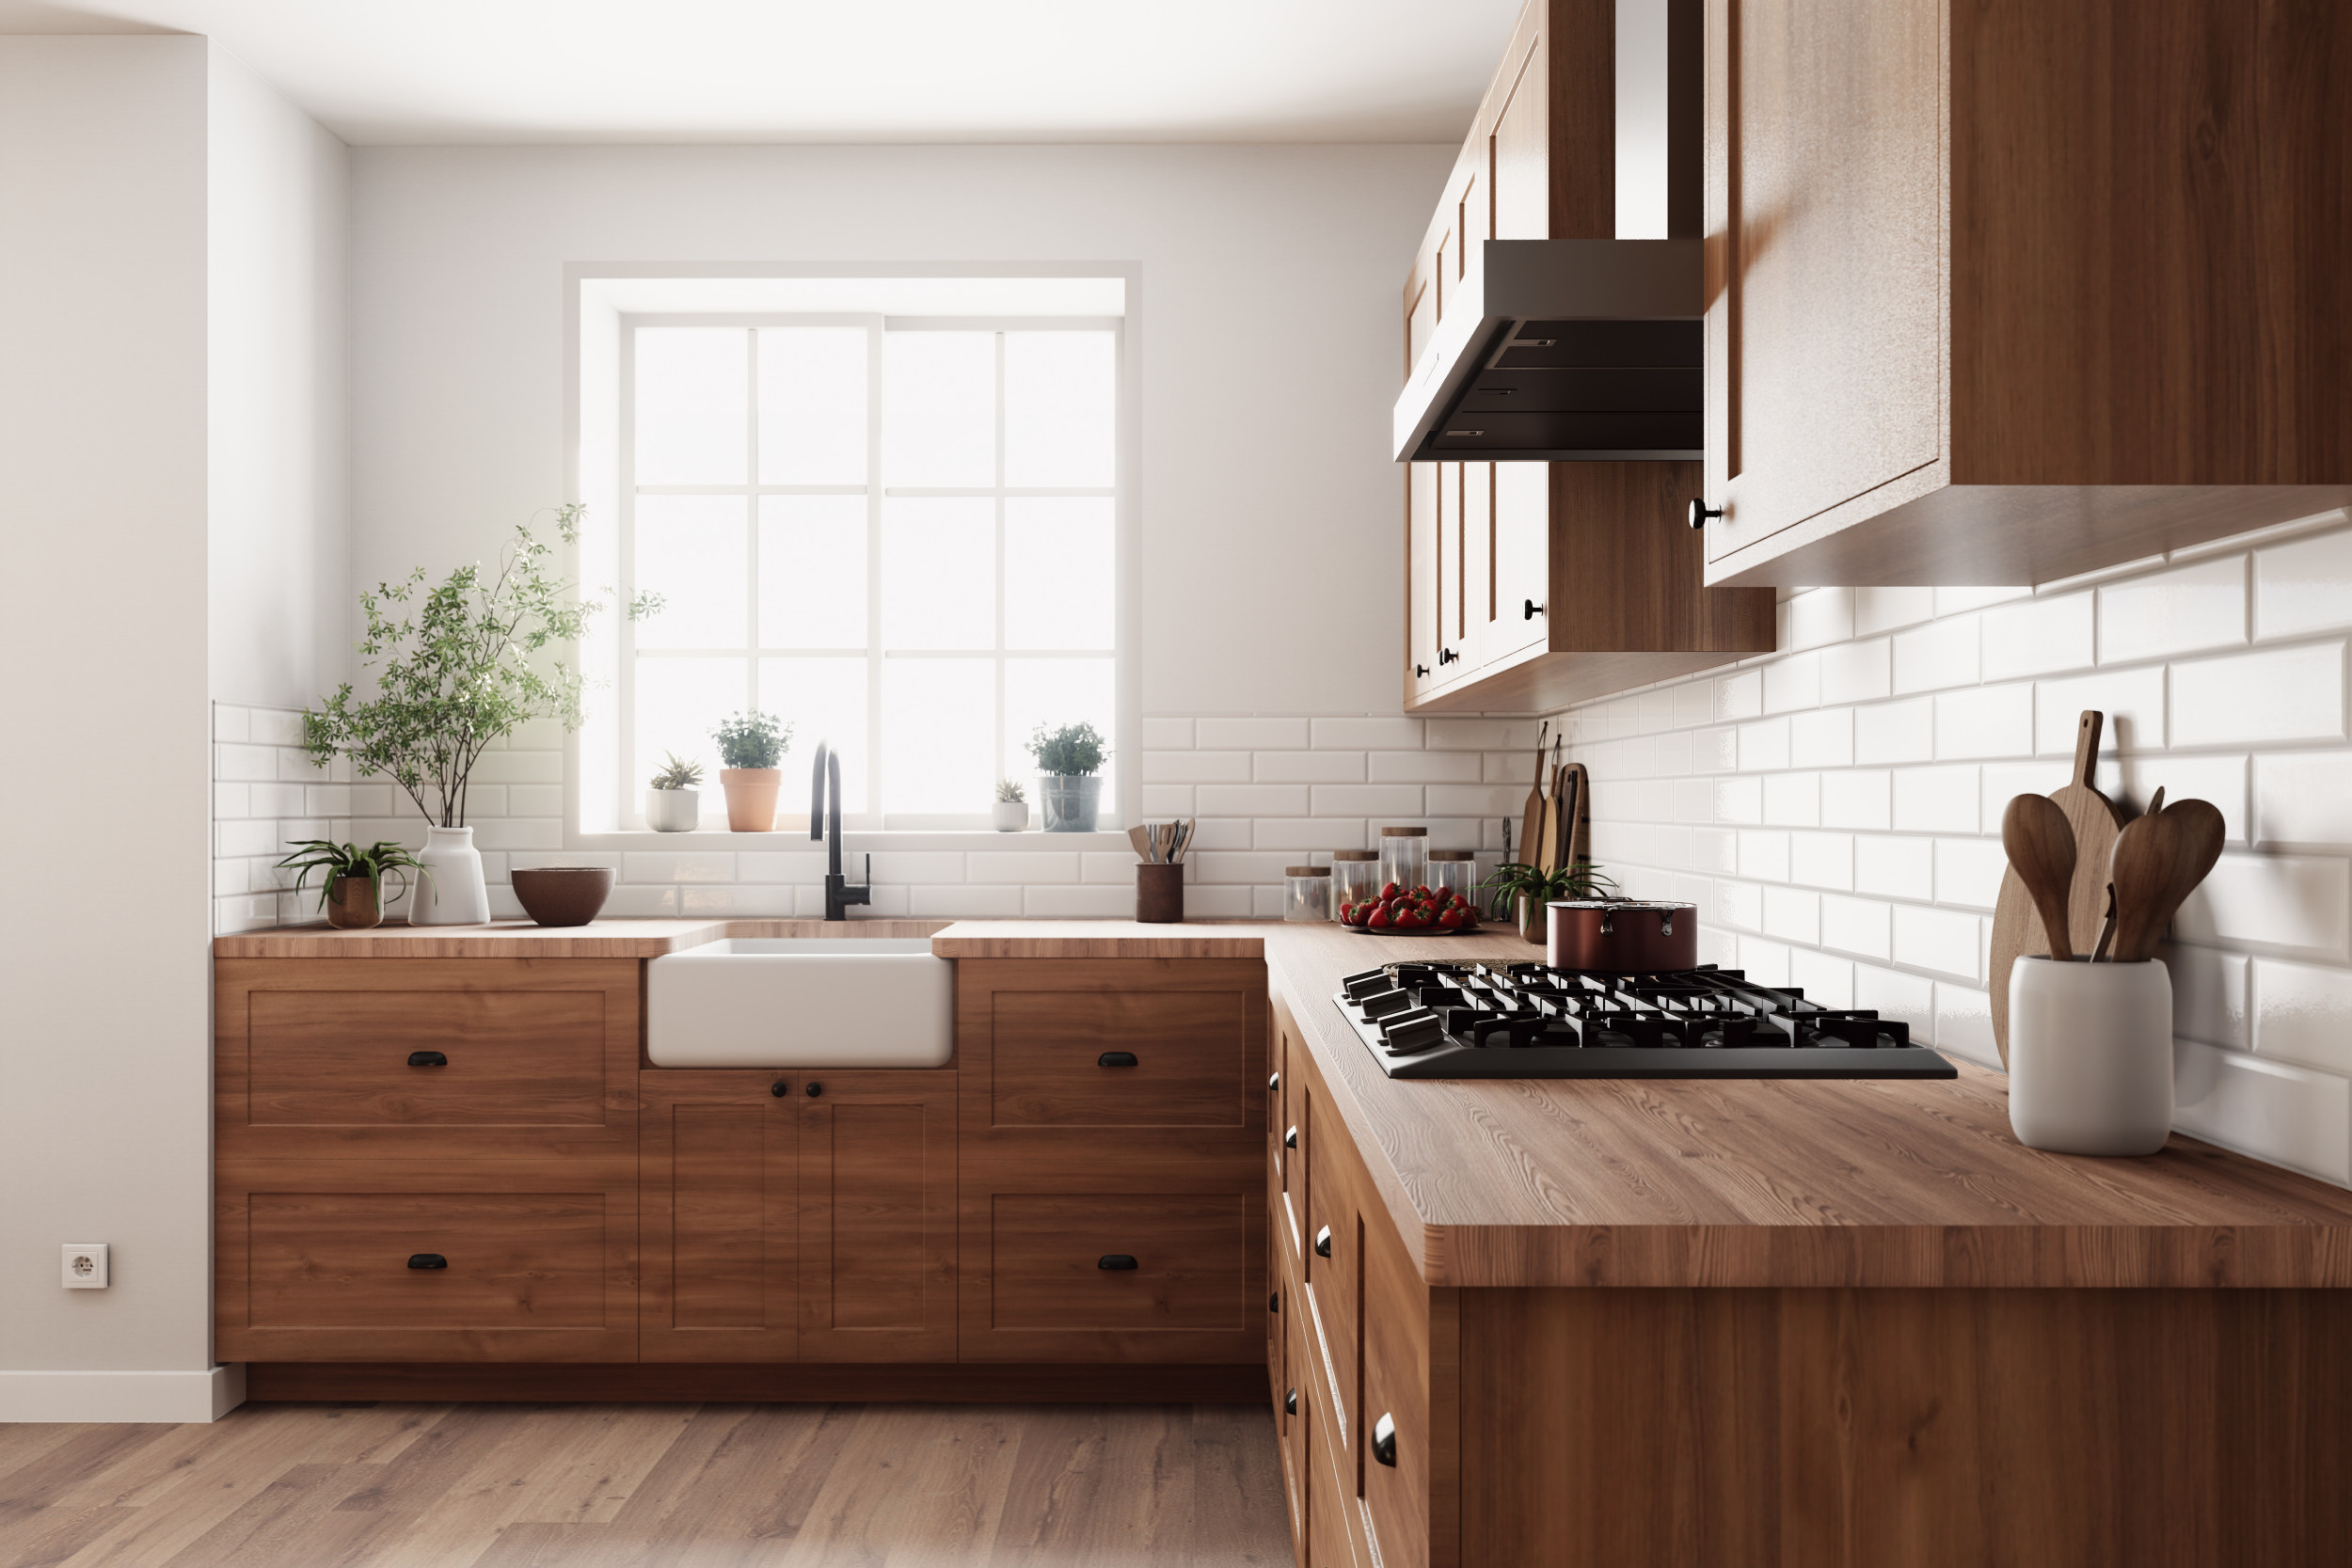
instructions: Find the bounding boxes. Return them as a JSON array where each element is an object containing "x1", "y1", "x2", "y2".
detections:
[{"x1": 213, "y1": 916, "x2": 1263, "y2": 959}]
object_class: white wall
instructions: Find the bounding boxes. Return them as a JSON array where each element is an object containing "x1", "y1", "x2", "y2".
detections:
[
  {"x1": 207, "y1": 43, "x2": 350, "y2": 709},
  {"x1": 1557, "y1": 513, "x2": 2352, "y2": 1190},
  {"x1": 0, "y1": 35, "x2": 217, "y2": 1399},
  {"x1": 348, "y1": 143, "x2": 1454, "y2": 721}
]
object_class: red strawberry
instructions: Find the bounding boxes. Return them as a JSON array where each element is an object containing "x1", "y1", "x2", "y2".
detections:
[
  {"x1": 1366, "y1": 905, "x2": 1391, "y2": 929},
  {"x1": 1380, "y1": 881, "x2": 1402, "y2": 900},
  {"x1": 1437, "y1": 908, "x2": 1467, "y2": 929}
]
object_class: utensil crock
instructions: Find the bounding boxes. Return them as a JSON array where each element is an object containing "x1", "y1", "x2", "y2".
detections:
[
  {"x1": 2006, "y1": 955, "x2": 2174, "y2": 1156},
  {"x1": 1136, "y1": 863, "x2": 1184, "y2": 923}
]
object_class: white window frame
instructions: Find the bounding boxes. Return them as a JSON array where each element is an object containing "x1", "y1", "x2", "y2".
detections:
[{"x1": 563, "y1": 264, "x2": 1141, "y2": 849}]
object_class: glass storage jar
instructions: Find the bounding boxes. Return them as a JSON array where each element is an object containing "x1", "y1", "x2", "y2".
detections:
[
  {"x1": 1282, "y1": 865, "x2": 1332, "y2": 923},
  {"x1": 1379, "y1": 826, "x2": 1429, "y2": 894},
  {"x1": 1428, "y1": 849, "x2": 1477, "y2": 906},
  {"x1": 1331, "y1": 850, "x2": 1381, "y2": 915}
]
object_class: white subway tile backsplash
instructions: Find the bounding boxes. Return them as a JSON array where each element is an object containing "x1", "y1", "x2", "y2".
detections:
[
  {"x1": 1716, "y1": 879, "x2": 1763, "y2": 933},
  {"x1": 2254, "y1": 752, "x2": 2352, "y2": 846},
  {"x1": 1715, "y1": 669, "x2": 1764, "y2": 721},
  {"x1": 1253, "y1": 818, "x2": 1367, "y2": 851},
  {"x1": 2172, "y1": 853, "x2": 2350, "y2": 961},
  {"x1": 469, "y1": 749, "x2": 565, "y2": 784},
  {"x1": 1855, "y1": 834, "x2": 1933, "y2": 899},
  {"x1": 624, "y1": 851, "x2": 736, "y2": 884},
  {"x1": 680, "y1": 885, "x2": 796, "y2": 917},
  {"x1": 1694, "y1": 725, "x2": 1739, "y2": 772},
  {"x1": 1934, "y1": 683, "x2": 2034, "y2": 760},
  {"x1": 2250, "y1": 958, "x2": 2352, "y2": 1074},
  {"x1": 1855, "y1": 586, "x2": 1936, "y2": 637},
  {"x1": 1896, "y1": 903, "x2": 1982, "y2": 981},
  {"x1": 1787, "y1": 588, "x2": 1854, "y2": 652},
  {"x1": 1253, "y1": 751, "x2": 1365, "y2": 783},
  {"x1": 1023, "y1": 884, "x2": 1137, "y2": 918},
  {"x1": 1822, "y1": 895, "x2": 1892, "y2": 960},
  {"x1": 2099, "y1": 555, "x2": 2247, "y2": 664},
  {"x1": 1789, "y1": 831, "x2": 1853, "y2": 891},
  {"x1": 1715, "y1": 776, "x2": 1763, "y2": 825},
  {"x1": 1144, "y1": 750, "x2": 1252, "y2": 783},
  {"x1": 2119, "y1": 752, "x2": 2247, "y2": 840},
  {"x1": 1311, "y1": 716, "x2": 1423, "y2": 749},
  {"x1": 1892, "y1": 615, "x2": 1980, "y2": 694},
  {"x1": 1762, "y1": 771, "x2": 1820, "y2": 827},
  {"x1": 1820, "y1": 637, "x2": 1893, "y2": 705},
  {"x1": 1763, "y1": 652, "x2": 1820, "y2": 714},
  {"x1": 1892, "y1": 766, "x2": 1979, "y2": 834},
  {"x1": 2172, "y1": 1039, "x2": 2352, "y2": 1188},
  {"x1": 908, "y1": 885, "x2": 1025, "y2": 918},
  {"x1": 1763, "y1": 886, "x2": 1820, "y2": 945},
  {"x1": 2163, "y1": 942, "x2": 2249, "y2": 1052},
  {"x1": 1979, "y1": 592, "x2": 2095, "y2": 680},
  {"x1": 1854, "y1": 697, "x2": 1933, "y2": 766},
  {"x1": 1935, "y1": 836, "x2": 2009, "y2": 911},
  {"x1": 1139, "y1": 717, "x2": 1194, "y2": 749},
  {"x1": 1739, "y1": 718, "x2": 1791, "y2": 771},
  {"x1": 1788, "y1": 948, "x2": 1853, "y2": 1008},
  {"x1": 963, "y1": 852, "x2": 1081, "y2": 884},
  {"x1": 1369, "y1": 750, "x2": 1483, "y2": 784},
  {"x1": 2036, "y1": 666, "x2": 2168, "y2": 753},
  {"x1": 2253, "y1": 527, "x2": 2352, "y2": 641},
  {"x1": 1194, "y1": 717, "x2": 1310, "y2": 750},
  {"x1": 1139, "y1": 784, "x2": 1195, "y2": 815},
  {"x1": 1739, "y1": 830, "x2": 1790, "y2": 883},
  {"x1": 1425, "y1": 784, "x2": 1523, "y2": 816},
  {"x1": 1199, "y1": 784, "x2": 1311, "y2": 816},
  {"x1": 1788, "y1": 709, "x2": 1853, "y2": 770},
  {"x1": 1935, "y1": 986, "x2": 1997, "y2": 1066},
  {"x1": 2170, "y1": 642, "x2": 2345, "y2": 746},
  {"x1": 1821, "y1": 769, "x2": 1893, "y2": 831}
]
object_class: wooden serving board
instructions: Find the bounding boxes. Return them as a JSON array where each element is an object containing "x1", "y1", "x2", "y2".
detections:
[{"x1": 1990, "y1": 710, "x2": 2128, "y2": 1065}]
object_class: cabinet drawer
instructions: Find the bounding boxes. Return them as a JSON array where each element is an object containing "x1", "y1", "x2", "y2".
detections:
[
  {"x1": 246, "y1": 989, "x2": 608, "y2": 1126},
  {"x1": 987, "y1": 990, "x2": 1248, "y2": 1130},
  {"x1": 960, "y1": 1169, "x2": 1263, "y2": 1363},
  {"x1": 219, "y1": 1181, "x2": 637, "y2": 1362}
]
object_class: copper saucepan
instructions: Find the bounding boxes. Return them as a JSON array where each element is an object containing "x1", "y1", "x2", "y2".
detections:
[{"x1": 1545, "y1": 899, "x2": 1698, "y2": 972}]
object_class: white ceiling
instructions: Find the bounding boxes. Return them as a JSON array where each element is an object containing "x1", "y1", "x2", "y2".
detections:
[{"x1": 0, "y1": 0, "x2": 1521, "y2": 146}]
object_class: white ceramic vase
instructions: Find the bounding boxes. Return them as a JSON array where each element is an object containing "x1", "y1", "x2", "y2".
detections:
[
  {"x1": 991, "y1": 800, "x2": 1029, "y2": 832},
  {"x1": 2007, "y1": 956, "x2": 2174, "y2": 1156},
  {"x1": 646, "y1": 788, "x2": 700, "y2": 832},
  {"x1": 412, "y1": 824, "x2": 490, "y2": 926}
]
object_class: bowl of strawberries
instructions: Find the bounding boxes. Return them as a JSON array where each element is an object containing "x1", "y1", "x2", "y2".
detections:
[{"x1": 1339, "y1": 881, "x2": 1481, "y2": 934}]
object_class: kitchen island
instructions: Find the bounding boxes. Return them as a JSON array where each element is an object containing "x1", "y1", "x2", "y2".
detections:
[{"x1": 1262, "y1": 924, "x2": 2352, "y2": 1568}]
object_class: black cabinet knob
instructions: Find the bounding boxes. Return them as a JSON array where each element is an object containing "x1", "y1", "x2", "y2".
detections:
[
  {"x1": 1284, "y1": 1388, "x2": 1298, "y2": 1416},
  {"x1": 1373, "y1": 1413, "x2": 1397, "y2": 1466},
  {"x1": 1097, "y1": 1254, "x2": 1139, "y2": 1271},
  {"x1": 1283, "y1": 1126, "x2": 1298, "y2": 1149},
  {"x1": 771, "y1": 1080, "x2": 790, "y2": 1098},
  {"x1": 1314, "y1": 1226, "x2": 1333, "y2": 1259},
  {"x1": 406, "y1": 1253, "x2": 448, "y2": 1271},
  {"x1": 1688, "y1": 499, "x2": 1724, "y2": 531},
  {"x1": 1524, "y1": 598, "x2": 1546, "y2": 620},
  {"x1": 805, "y1": 1082, "x2": 823, "y2": 1097},
  {"x1": 1097, "y1": 1051, "x2": 1139, "y2": 1068},
  {"x1": 406, "y1": 1051, "x2": 447, "y2": 1068},
  {"x1": 1438, "y1": 647, "x2": 1458, "y2": 665},
  {"x1": 1414, "y1": 664, "x2": 1429, "y2": 677},
  {"x1": 1267, "y1": 1071, "x2": 1280, "y2": 1092}
]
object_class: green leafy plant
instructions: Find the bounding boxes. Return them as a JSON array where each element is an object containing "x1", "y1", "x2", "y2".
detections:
[
  {"x1": 1479, "y1": 859, "x2": 1620, "y2": 921},
  {"x1": 995, "y1": 777, "x2": 1026, "y2": 803},
  {"x1": 1028, "y1": 721, "x2": 1106, "y2": 776},
  {"x1": 275, "y1": 839, "x2": 433, "y2": 911},
  {"x1": 649, "y1": 752, "x2": 704, "y2": 791},
  {"x1": 303, "y1": 505, "x2": 660, "y2": 827},
  {"x1": 713, "y1": 711, "x2": 790, "y2": 770}
]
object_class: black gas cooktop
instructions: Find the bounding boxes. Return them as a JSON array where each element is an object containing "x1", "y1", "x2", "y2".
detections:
[{"x1": 1333, "y1": 961, "x2": 1957, "y2": 1080}]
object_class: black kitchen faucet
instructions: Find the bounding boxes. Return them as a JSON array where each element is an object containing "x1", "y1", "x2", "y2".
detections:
[{"x1": 810, "y1": 739, "x2": 870, "y2": 922}]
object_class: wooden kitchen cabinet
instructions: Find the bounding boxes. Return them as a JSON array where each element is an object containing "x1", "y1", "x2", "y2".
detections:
[
  {"x1": 1701, "y1": 0, "x2": 2352, "y2": 586},
  {"x1": 1402, "y1": 0, "x2": 1773, "y2": 712},
  {"x1": 796, "y1": 1071, "x2": 958, "y2": 1361},
  {"x1": 638, "y1": 1072, "x2": 797, "y2": 1361}
]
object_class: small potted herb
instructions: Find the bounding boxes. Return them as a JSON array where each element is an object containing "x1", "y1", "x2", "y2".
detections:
[
  {"x1": 276, "y1": 840, "x2": 433, "y2": 930},
  {"x1": 712, "y1": 711, "x2": 792, "y2": 832},
  {"x1": 646, "y1": 752, "x2": 703, "y2": 832},
  {"x1": 1028, "y1": 721, "x2": 1106, "y2": 832},
  {"x1": 992, "y1": 777, "x2": 1028, "y2": 832},
  {"x1": 1481, "y1": 860, "x2": 1620, "y2": 946}
]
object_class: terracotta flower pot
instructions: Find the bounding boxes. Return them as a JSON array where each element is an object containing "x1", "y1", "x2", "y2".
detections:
[
  {"x1": 720, "y1": 768, "x2": 782, "y2": 832},
  {"x1": 326, "y1": 874, "x2": 383, "y2": 930}
]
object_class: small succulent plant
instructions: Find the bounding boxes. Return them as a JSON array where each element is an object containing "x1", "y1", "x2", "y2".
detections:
[
  {"x1": 649, "y1": 752, "x2": 704, "y2": 791},
  {"x1": 995, "y1": 777, "x2": 1026, "y2": 803}
]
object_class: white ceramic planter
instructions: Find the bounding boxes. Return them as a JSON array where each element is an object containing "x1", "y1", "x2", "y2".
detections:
[
  {"x1": 411, "y1": 824, "x2": 491, "y2": 926},
  {"x1": 991, "y1": 800, "x2": 1029, "y2": 832},
  {"x1": 1037, "y1": 773, "x2": 1101, "y2": 832},
  {"x1": 2007, "y1": 956, "x2": 2174, "y2": 1156},
  {"x1": 646, "y1": 788, "x2": 700, "y2": 832}
]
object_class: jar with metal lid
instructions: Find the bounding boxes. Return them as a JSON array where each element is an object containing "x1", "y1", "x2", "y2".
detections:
[
  {"x1": 1282, "y1": 865, "x2": 1331, "y2": 923},
  {"x1": 1379, "y1": 826, "x2": 1429, "y2": 895},
  {"x1": 1428, "y1": 849, "x2": 1477, "y2": 906},
  {"x1": 1330, "y1": 850, "x2": 1381, "y2": 915}
]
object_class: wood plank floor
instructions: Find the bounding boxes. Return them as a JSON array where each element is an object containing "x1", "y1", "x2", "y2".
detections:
[{"x1": 0, "y1": 1402, "x2": 1291, "y2": 1567}]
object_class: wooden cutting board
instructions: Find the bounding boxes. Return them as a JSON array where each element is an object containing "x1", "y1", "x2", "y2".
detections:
[
  {"x1": 1518, "y1": 723, "x2": 1548, "y2": 871},
  {"x1": 1562, "y1": 762, "x2": 1591, "y2": 878},
  {"x1": 1990, "y1": 710, "x2": 2128, "y2": 1065},
  {"x1": 1535, "y1": 737, "x2": 1564, "y2": 874}
]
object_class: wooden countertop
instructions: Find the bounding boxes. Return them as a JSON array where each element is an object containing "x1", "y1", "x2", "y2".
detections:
[
  {"x1": 215, "y1": 917, "x2": 1265, "y2": 960},
  {"x1": 1263, "y1": 923, "x2": 2352, "y2": 1291}
]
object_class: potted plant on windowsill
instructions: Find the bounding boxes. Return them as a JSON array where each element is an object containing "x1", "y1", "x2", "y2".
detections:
[
  {"x1": 992, "y1": 777, "x2": 1029, "y2": 832},
  {"x1": 714, "y1": 711, "x2": 792, "y2": 832},
  {"x1": 1029, "y1": 721, "x2": 1106, "y2": 833},
  {"x1": 301, "y1": 504, "x2": 660, "y2": 925},
  {"x1": 276, "y1": 840, "x2": 433, "y2": 930},
  {"x1": 1481, "y1": 860, "x2": 1620, "y2": 947},
  {"x1": 646, "y1": 752, "x2": 703, "y2": 832}
]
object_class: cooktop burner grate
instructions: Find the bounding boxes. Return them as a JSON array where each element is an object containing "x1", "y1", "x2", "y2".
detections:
[{"x1": 1331, "y1": 961, "x2": 1958, "y2": 1079}]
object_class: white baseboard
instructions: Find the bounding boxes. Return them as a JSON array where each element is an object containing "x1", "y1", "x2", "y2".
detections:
[{"x1": 0, "y1": 1365, "x2": 246, "y2": 1422}]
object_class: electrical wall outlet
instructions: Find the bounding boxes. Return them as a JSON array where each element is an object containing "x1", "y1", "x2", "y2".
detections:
[{"x1": 62, "y1": 1243, "x2": 108, "y2": 1289}]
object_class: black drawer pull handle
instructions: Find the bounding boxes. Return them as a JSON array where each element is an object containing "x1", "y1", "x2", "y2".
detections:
[
  {"x1": 1268, "y1": 1070, "x2": 1280, "y2": 1091},
  {"x1": 1373, "y1": 1413, "x2": 1397, "y2": 1466},
  {"x1": 1314, "y1": 1227, "x2": 1332, "y2": 1259},
  {"x1": 1098, "y1": 1051, "x2": 1139, "y2": 1068},
  {"x1": 1098, "y1": 1254, "x2": 1139, "y2": 1271},
  {"x1": 406, "y1": 1051, "x2": 447, "y2": 1068},
  {"x1": 1270, "y1": 1291, "x2": 1280, "y2": 1314},
  {"x1": 1284, "y1": 1388, "x2": 1298, "y2": 1416},
  {"x1": 1284, "y1": 1126, "x2": 1298, "y2": 1149},
  {"x1": 771, "y1": 1080, "x2": 790, "y2": 1097},
  {"x1": 406, "y1": 1253, "x2": 448, "y2": 1271}
]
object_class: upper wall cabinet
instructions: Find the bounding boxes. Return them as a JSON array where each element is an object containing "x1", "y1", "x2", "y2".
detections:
[
  {"x1": 1700, "y1": 0, "x2": 2352, "y2": 587},
  {"x1": 1403, "y1": 0, "x2": 1773, "y2": 714}
]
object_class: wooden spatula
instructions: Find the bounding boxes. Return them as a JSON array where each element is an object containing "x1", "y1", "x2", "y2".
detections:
[
  {"x1": 1518, "y1": 721, "x2": 1548, "y2": 869},
  {"x1": 2002, "y1": 793, "x2": 2079, "y2": 962},
  {"x1": 2109, "y1": 799, "x2": 2226, "y2": 962}
]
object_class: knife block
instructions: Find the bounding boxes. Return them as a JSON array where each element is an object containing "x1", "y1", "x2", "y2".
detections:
[{"x1": 1136, "y1": 863, "x2": 1184, "y2": 924}]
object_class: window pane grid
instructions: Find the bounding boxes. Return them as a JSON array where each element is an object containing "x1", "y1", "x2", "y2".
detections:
[{"x1": 619, "y1": 314, "x2": 1118, "y2": 827}]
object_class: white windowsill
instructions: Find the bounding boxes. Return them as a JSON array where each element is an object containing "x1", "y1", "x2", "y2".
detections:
[{"x1": 568, "y1": 829, "x2": 1136, "y2": 852}]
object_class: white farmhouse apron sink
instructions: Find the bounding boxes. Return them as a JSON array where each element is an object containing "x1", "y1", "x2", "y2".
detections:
[{"x1": 645, "y1": 938, "x2": 953, "y2": 1069}]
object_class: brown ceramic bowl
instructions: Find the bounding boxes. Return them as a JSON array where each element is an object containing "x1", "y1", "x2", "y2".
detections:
[{"x1": 510, "y1": 866, "x2": 615, "y2": 927}]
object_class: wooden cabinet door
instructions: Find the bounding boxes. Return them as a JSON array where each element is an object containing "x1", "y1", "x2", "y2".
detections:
[
  {"x1": 1406, "y1": 463, "x2": 1439, "y2": 699},
  {"x1": 797, "y1": 1071, "x2": 957, "y2": 1361},
  {"x1": 1460, "y1": 460, "x2": 1493, "y2": 673},
  {"x1": 638, "y1": 1073, "x2": 797, "y2": 1362},
  {"x1": 1704, "y1": 0, "x2": 1943, "y2": 562},
  {"x1": 1488, "y1": 14, "x2": 1548, "y2": 241},
  {"x1": 1487, "y1": 461, "x2": 1551, "y2": 662}
]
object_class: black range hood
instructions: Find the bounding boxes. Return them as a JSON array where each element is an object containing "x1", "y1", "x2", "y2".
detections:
[{"x1": 1391, "y1": 237, "x2": 1702, "y2": 465}]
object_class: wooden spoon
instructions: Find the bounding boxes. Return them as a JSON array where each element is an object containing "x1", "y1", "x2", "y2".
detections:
[
  {"x1": 2108, "y1": 799, "x2": 2226, "y2": 962},
  {"x1": 2002, "y1": 794, "x2": 2079, "y2": 962},
  {"x1": 2090, "y1": 788, "x2": 2162, "y2": 960}
]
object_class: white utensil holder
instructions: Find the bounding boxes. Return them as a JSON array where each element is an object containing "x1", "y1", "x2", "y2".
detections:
[{"x1": 2006, "y1": 956, "x2": 2174, "y2": 1156}]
